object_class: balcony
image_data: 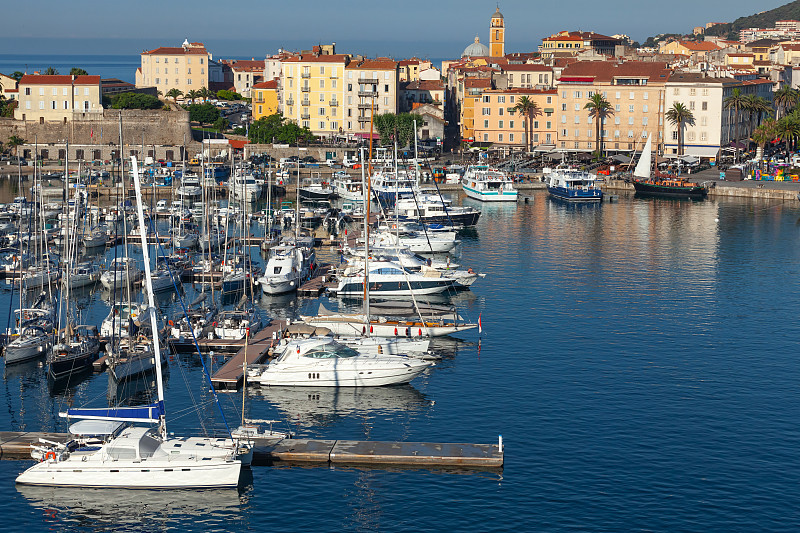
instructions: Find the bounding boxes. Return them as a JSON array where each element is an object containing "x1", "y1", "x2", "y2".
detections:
[
  {"x1": 301, "y1": 72, "x2": 311, "y2": 78},
  {"x1": 329, "y1": 99, "x2": 339, "y2": 106},
  {"x1": 359, "y1": 78, "x2": 378, "y2": 85},
  {"x1": 358, "y1": 90, "x2": 377, "y2": 98},
  {"x1": 357, "y1": 103, "x2": 375, "y2": 110},
  {"x1": 301, "y1": 112, "x2": 311, "y2": 119},
  {"x1": 285, "y1": 98, "x2": 294, "y2": 106},
  {"x1": 357, "y1": 115, "x2": 372, "y2": 123},
  {"x1": 301, "y1": 86, "x2": 310, "y2": 92},
  {"x1": 301, "y1": 99, "x2": 310, "y2": 106}
]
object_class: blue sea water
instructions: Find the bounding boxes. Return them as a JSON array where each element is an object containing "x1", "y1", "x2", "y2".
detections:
[{"x1": 0, "y1": 191, "x2": 799, "y2": 531}]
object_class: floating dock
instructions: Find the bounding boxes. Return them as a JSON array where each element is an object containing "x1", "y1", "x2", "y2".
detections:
[
  {"x1": 0, "y1": 432, "x2": 503, "y2": 468},
  {"x1": 209, "y1": 320, "x2": 287, "y2": 390}
]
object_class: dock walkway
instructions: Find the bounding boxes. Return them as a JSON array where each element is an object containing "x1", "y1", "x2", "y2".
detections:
[{"x1": 209, "y1": 320, "x2": 287, "y2": 390}]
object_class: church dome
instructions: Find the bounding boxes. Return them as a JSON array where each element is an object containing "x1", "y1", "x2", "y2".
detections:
[
  {"x1": 492, "y1": 7, "x2": 503, "y2": 19},
  {"x1": 462, "y1": 35, "x2": 490, "y2": 57}
]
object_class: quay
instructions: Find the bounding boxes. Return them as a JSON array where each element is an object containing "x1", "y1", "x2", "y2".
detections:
[
  {"x1": 209, "y1": 320, "x2": 287, "y2": 390},
  {"x1": 0, "y1": 431, "x2": 503, "y2": 468}
]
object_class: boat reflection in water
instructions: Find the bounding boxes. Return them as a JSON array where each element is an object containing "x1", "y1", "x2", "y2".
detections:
[
  {"x1": 17, "y1": 482, "x2": 251, "y2": 530},
  {"x1": 248, "y1": 384, "x2": 431, "y2": 428}
]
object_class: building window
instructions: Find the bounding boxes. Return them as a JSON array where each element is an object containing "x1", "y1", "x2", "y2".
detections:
[
  {"x1": 562, "y1": 129, "x2": 568, "y2": 137},
  {"x1": 562, "y1": 103, "x2": 567, "y2": 111},
  {"x1": 510, "y1": 133, "x2": 514, "y2": 142},
  {"x1": 615, "y1": 104, "x2": 620, "y2": 112},
  {"x1": 509, "y1": 120, "x2": 514, "y2": 128},
  {"x1": 51, "y1": 100, "x2": 56, "y2": 109},
  {"x1": 498, "y1": 133, "x2": 503, "y2": 142},
  {"x1": 574, "y1": 103, "x2": 580, "y2": 111},
  {"x1": 484, "y1": 120, "x2": 489, "y2": 128},
  {"x1": 672, "y1": 131, "x2": 678, "y2": 140},
  {"x1": 673, "y1": 88, "x2": 680, "y2": 95},
  {"x1": 629, "y1": 105, "x2": 634, "y2": 113},
  {"x1": 39, "y1": 88, "x2": 44, "y2": 96},
  {"x1": 689, "y1": 101, "x2": 695, "y2": 110},
  {"x1": 482, "y1": 108, "x2": 490, "y2": 115},
  {"x1": 642, "y1": 117, "x2": 648, "y2": 125},
  {"x1": 628, "y1": 130, "x2": 634, "y2": 138},
  {"x1": 498, "y1": 95, "x2": 506, "y2": 103},
  {"x1": 39, "y1": 101, "x2": 44, "y2": 109},
  {"x1": 319, "y1": 121, "x2": 325, "y2": 129},
  {"x1": 188, "y1": 68, "x2": 191, "y2": 74},
  {"x1": 561, "y1": 115, "x2": 567, "y2": 123},
  {"x1": 689, "y1": 88, "x2": 696, "y2": 96},
  {"x1": 629, "y1": 116, "x2": 634, "y2": 125},
  {"x1": 499, "y1": 120, "x2": 504, "y2": 128},
  {"x1": 546, "y1": 121, "x2": 551, "y2": 129},
  {"x1": 702, "y1": 101, "x2": 708, "y2": 110},
  {"x1": 643, "y1": 104, "x2": 648, "y2": 112},
  {"x1": 483, "y1": 134, "x2": 488, "y2": 141},
  {"x1": 702, "y1": 88, "x2": 709, "y2": 96},
  {"x1": 614, "y1": 117, "x2": 620, "y2": 124},
  {"x1": 319, "y1": 107, "x2": 326, "y2": 115},
  {"x1": 701, "y1": 132, "x2": 707, "y2": 141},
  {"x1": 332, "y1": 80, "x2": 337, "y2": 88},
  {"x1": 258, "y1": 105, "x2": 262, "y2": 114}
]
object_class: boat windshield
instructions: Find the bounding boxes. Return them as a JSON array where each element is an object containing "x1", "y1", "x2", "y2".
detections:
[{"x1": 302, "y1": 343, "x2": 359, "y2": 359}]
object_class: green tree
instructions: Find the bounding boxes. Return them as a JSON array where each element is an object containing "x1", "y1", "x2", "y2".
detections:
[
  {"x1": 43, "y1": 67, "x2": 59, "y2": 75},
  {"x1": 69, "y1": 67, "x2": 88, "y2": 76},
  {"x1": 773, "y1": 85, "x2": 798, "y2": 119},
  {"x1": 775, "y1": 114, "x2": 800, "y2": 159},
  {"x1": 7, "y1": 135, "x2": 27, "y2": 156},
  {"x1": 584, "y1": 93, "x2": 614, "y2": 157},
  {"x1": 724, "y1": 88, "x2": 747, "y2": 162},
  {"x1": 166, "y1": 88, "x2": 183, "y2": 101},
  {"x1": 198, "y1": 86, "x2": 213, "y2": 101},
  {"x1": 11, "y1": 71, "x2": 24, "y2": 82},
  {"x1": 511, "y1": 96, "x2": 542, "y2": 152},
  {"x1": 751, "y1": 118, "x2": 777, "y2": 170},
  {"x1": 216, "y1": 89, "x2": 242, "y2": 101},
  {"x1": 185, "y1": 90, "x2": 200, "y2": 104},
  {"x1": 188, "y1": 102, "x2": 220, "y2": 126},
  {"x1": 110, "y1": 92, "x2": 162, "y2": 109},
  {"x1": 213, "y1": 116, "x2": 229, "y2": 132},
  {"x1": 248, "y1": 113, "x2": 284, "y2": 144},
  {"x1": 665, "y1": 102, "x2": 696, "y2": 156}
]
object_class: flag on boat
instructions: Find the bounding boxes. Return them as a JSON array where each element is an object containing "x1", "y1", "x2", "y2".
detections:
[{"x1": 478, "y1": 313, "x2": 482, "y2": 334}]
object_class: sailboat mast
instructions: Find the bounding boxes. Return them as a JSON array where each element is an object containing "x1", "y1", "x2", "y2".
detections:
[
  {"x1": 360, "y1": 147, "x2": 369, "y2": 326},
  {"x1": 130, "y1": 156, "x2": 167, "y2": 436}
]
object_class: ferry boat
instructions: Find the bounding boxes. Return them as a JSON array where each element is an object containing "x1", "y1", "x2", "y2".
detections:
[
  {"x1": 461, "y1": 165, "x2": 518, "y2": 202},
  {"x1": 546, "y1": 167, "x2": 603, "y2": 202}
]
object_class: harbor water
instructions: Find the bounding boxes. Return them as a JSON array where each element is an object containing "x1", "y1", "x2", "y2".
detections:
[{"x1": 0, "y1": 189, "x2": 799, "y2": 531}]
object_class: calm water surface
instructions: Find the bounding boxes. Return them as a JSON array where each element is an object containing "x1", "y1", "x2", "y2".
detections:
[{"x1": 1, "y1": 190, "x2": 799, "y2": 532}]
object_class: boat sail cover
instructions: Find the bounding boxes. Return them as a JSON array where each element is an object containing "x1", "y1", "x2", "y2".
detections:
[
  {"x1": 60, "y1": 400, "x2": 165, "y2": 423},
  {"x1": 633, "y1": 134, "x2": 653, "y2": 179}
]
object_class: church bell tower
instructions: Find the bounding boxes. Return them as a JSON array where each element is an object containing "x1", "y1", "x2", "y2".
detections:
[{"x1": 490, "y1": 7, "x2": 505, "y2": 58}]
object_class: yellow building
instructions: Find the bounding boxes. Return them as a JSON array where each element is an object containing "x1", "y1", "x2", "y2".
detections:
[
  {"x1": 724, "y1": 53, "x2": 755, "y2": 69},
  {"x1": 555, "y1": 61, "x2": 672, "y2": 152},
  {"x1": 473, "y1": 88, "x2": 558, "y2": 147},
  {"x1": 136, "y1": 40, "x2": 211, "y2": 97},
  {"x1": 460, "y1": 77, "x2": 493, "y2": 141},
  {"x1": 281, "y1": 53, "x2": 349, "y2": 136},
  {"x1": 344, "y1": 58, "x2": 399, "y2": 138},
  {"x1": 15, "y1": 74, "x2": 102, "y2": 123},
  {"x1": 490, "y1": 7, "x2": 505, "y2": 58},
  {"x1": 251, "y1": 79, "x2": 279, "y2": 121},
  {"x1": 540, "y1": 31, "x2": 621, "y2": 58}
]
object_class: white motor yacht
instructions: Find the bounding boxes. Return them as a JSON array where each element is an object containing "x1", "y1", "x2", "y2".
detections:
[
  {"x1": 100, "y1": 257, "x2": 143, "y2": 290},
  {"x1": 461, "y1": 164, "x2": 518, "y2": 202},
  {"x1": 256, "y1": 242, "x2": 315, "y2": 295},
  {"x1": 332, "y1": 259, "x2": 456, "y2": 297},
  {"x1": 250, "y1": 337, "x2": 431, "y2": 387}
]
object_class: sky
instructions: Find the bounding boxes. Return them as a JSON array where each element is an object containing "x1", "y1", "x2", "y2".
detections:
[{"x1": 0, "y1": 0, "x2": 790, "y2": 58}]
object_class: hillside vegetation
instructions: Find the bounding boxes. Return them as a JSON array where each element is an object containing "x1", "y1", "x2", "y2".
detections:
[{"x1": 706, "y1": 0, "x2": 800, "y2": 38}]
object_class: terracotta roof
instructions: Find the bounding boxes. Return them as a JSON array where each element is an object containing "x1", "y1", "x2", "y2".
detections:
[
  {"x1": 464, "y1": 78, "x2": 492, "y2": 88},
  {"x1": 252, "y1": 79, "x2": 278, "y2": 89},
  {"x1": 347, "y1": 58, "x2": 397, "y2": 70},
  {"x1": 398, "y1": 59, "x2": 420, "y2": 66},
  {"x1": 143, "y1": 46, "x2": 208, "y2": 55},
  {"x1": 484, "y1": 88, "x2": 557, "y2": 94},
  {"x1": 282, "y1": 54, "x2": 350, "y2": 63},
  {"x1": 543, "y1": 31, "x2": 618, "y2": 42},
  {"x1": 558, "y1": 61, "x2": 672, "y2": 83},
  {"x1": 221, "y1": 59, "x2": 264, "y2": 71},
  {"x1": 781, "y1": 43, "x2": 800, "y2": 51},
  {"x1": 19, "y1": 74, "x2": 101, "y2": 85},
  {"x1": 402, "y1": 80, "x2": 444, "y2": 91},
  {"x1": 741, "y1": 78, "x2": 774, "y2": 85},
  {"x1": 676, "y1": 41, "x2": 720, "y2": 51}
]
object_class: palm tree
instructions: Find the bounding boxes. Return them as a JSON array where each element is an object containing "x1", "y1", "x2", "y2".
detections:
[
  {"x1": 511, "y1": 96, "x2": 542, "y2": 152},
  {"x1": 751, "y1": 118, "x2": 777, "y2": 170},
  {"x1": 724, "y1": 88, "x2": 747, "y2": 162},
  {"x1": 775, "y1": 114, "x2": 800, "y2": 159},
  {"x1": 43, "y1": 67, "x2": 59, "y2": 75},
  {"x1": 185, "y1": 90, "x2": 200, "y2": 104},
  {"x1": 584, "y1": 93, "x2": 614, "y2": 157},
  {"x1": 198, "y1": 86, "x2": 213, "y2": 101},
  {"x1": 166, "y1": 88, "x2": 183, "y2": 102},
  {"x1": 7, "y1": 135, "x2": 27, "y2": 157},
  {"x1": 665, "y1": 102, "x2": 696, "y2": 156},
  {"x1": 773, "y1": 85, "x2": 798, "y2": 119}
]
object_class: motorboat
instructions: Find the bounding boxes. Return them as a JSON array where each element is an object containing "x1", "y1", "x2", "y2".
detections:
[
  {"x1": 392, "y1": 192, "x2": 481, "y2": 227},
  {"x1": 100, "y1": 302, "x2": 148, "y2": 338},
  {"x1": 248, "y1": 336, "x2": 431, "y2": 387},
  {"x1": 66, "y1": 262, "x2": 101, "y2": 289},
  {"x1": 331, "y1": 172, "x2": 364, "y2": 201},
  {"x1": 332, "y1": 259, "x2": 457, "y2": 297},
  {"x1": 298, "y1": 174, "x2": 334, "y2": 201},
  {"x1": 370, "y1": 168, "x2": 418, "y2": 207},
  {"x1": 370, "y1": 229, "x2": 460, "y2": 254},
  {"x1": 100, "y1": 257, "x2": 143, "y2": 290},
  {"x1": 343, "y1": 246, "x2": 482, "y2": 288},
  {"x1": 229, "y1": 172, "x2": 263, "y2": 202},
  {"x1": 211, "y1": 308, "x2": 263, "y2": 340},
  {"x1": 256, "y1": 241, "x2": 316, "y2": 295},
  {"x1": 461, "y1": 165, "x2": 518, "y2": 202},
  {"x1": 546, "y1": 166, "x2": 603, "y2": 202}
]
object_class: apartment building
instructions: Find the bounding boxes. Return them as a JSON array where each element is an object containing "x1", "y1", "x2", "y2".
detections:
[
  {"x1": 343, "y1": 58, "x2": 398, "y2": 138},
  {"x1": 251, "y1": 79, "x2": 279, "y2": 121},
  {"x1": 472, "y1": 88, "x2": 558, "y2": 147},
  {"x1": 136, "y1": 40, "x2": 211, "y2": 96},
  {"x1": 539, "y1": 31, "x2": 621, "y2": 58},
  {"x1": 281, "y1": 54, "x2": 349, "y2": 137},
  {"x1": 555, "y1": 61, "x2": 672, "y2": 152},
  {"x1": 399, "y1": 80, "x2": 445, "y2": 112},
  {"x1": 15, "y1": 74, "x2": 102, "y2": 122},
  {"x1": 500, "y1": 63, "x2": 553, "y2": 89},
  {"x1": 220, "y1": 59, "x2": 264, "y2": 97}
]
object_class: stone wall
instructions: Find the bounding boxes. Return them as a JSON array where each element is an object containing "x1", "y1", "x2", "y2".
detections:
[{"x1": 0, "y1": 108, "x2": 193, "y2": 150}]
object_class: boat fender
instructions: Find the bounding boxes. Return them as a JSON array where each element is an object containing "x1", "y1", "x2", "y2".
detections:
[
  {"x1": 418, "y1": 328, "x2": 423, "y2": 337},
  {"x1": 45, "y1": 451, "x2": 56, "y2": 461},
  {"x1": 394, "y1": 327, "x2": 398, "y2": 336},
  {"x1": 362, "y1": 326, "x2": 366, "y2": 335},
  {"x1": 369, "y1": 325, "x2": 373, "y2": 333}
]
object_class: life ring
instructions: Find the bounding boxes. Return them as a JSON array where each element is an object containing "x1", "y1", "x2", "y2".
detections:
[{"x1": 45, "y1": 451, "x2": 56, "y2": 461}]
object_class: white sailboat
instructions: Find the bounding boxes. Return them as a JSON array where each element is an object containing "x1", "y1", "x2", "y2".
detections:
[{"x1": 15, "y1": 156, "x2": 250, "y2": 489}]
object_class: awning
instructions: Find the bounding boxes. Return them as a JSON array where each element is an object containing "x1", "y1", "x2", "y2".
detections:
[
  {"x1": 228, "y1": 139, "x2": 250, "y2": 149},
  {"x1": 355, "y1": 133, "x2": 380, "y2": 139},
  {"x1": 611, "y1": 154, "x2": 631, "y2": 164}
]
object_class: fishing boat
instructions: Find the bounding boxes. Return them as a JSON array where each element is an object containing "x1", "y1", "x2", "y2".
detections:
[
  {"x1": 546, "y1": 166, "x2": 603, "y2": 202},
  {"x1": 461, "y1": 165, "x2": 518, "y2": 202},
  {"x1": 248, "y1": 336, "x2": 431, "y2": 387},
  {"x1": 631, "y1": 134, "x2": 708, "y2": 199}
]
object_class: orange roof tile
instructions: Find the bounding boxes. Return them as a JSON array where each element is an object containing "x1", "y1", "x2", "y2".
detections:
[
  {"x1": 143, "y1": 46, "x2": 208, "y2": 55},
  {"x1": 558, "y1": 61, "x2": 672, "y2": 83},
  {"x1": 20, "y1": 74, "x2": 101, "y2": 85},
  {"x1": 252, "y1": 79, "x2": 278, "y2": 89}
]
